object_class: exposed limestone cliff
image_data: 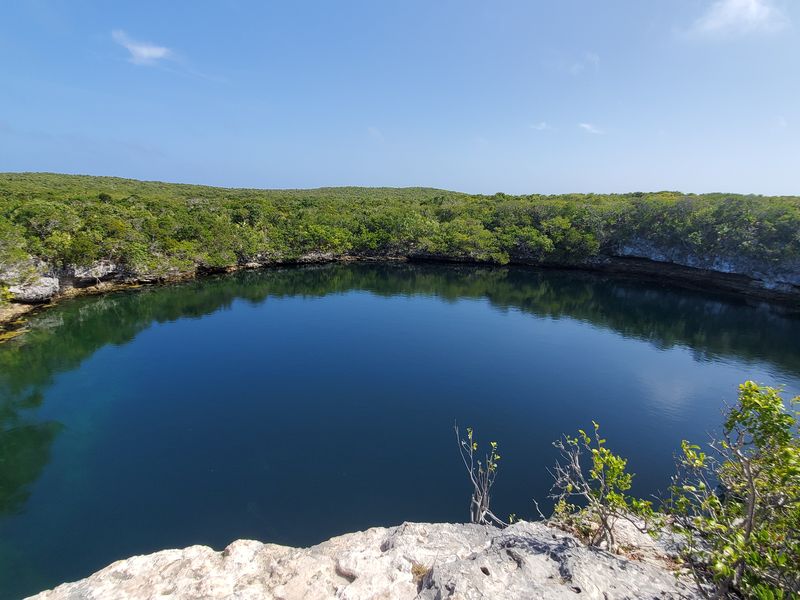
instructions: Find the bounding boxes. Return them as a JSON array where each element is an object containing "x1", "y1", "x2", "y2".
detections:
[
  {"x1": 30, "y1": 521, "x2": 698, "y2": 600},
  {"x1": 5, "y1": 247, "x2": 799, "y2": 311}
]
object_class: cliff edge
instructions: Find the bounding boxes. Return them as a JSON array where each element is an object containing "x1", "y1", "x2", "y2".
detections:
[{"x1": 30, "y1": 521, "x2": 698, "y2": 600}]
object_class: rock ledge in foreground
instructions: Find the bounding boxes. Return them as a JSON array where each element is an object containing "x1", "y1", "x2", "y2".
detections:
[{"x1": 30, "y1": 521, "x2": 698, "y2": 599}]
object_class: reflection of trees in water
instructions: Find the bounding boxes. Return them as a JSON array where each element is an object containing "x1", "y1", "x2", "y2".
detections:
[
  {"x1": 0, "y1": 262, "x2": 798, "y2": 518},
  {"x1": 0, "y1": 390, "x2": 62, "y2": 516},
  {"x1": 3, "y1": 263, "x2": 800, "y2": 394}
]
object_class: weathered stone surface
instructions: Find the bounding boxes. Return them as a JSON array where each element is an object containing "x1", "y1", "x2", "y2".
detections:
[
  {"x1": 613, "y1": 239, "x2": 800, "y2": 292},
  {"x1": 1, "y1": 260, "x2": 59, "y2": 303},
  {"x1": 2, "y1": 247, "x2": 800, "y2": 323},
  {"x1": 8, "y1": 275, "x2": 60, "y2": 303},
  {"x1": 30, "y1": 521, "x2": 699, "y2": 600},
  {"x1": 70, "y1": 261, "x2": 123, "y2": 286}
]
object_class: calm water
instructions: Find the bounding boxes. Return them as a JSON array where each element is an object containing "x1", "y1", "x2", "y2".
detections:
[{"x1": 1, "y1": 263, "x2": 799, "y2": 598}]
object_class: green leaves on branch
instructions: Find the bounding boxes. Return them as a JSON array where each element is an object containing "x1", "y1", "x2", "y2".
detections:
[
  {"x1": 669, "y1": 381, "x2": 800, "y2": 598},
  {"x1": 550, "y1": 421, "x2": 657, "y2": 552},
  {"x1": 455, "y1": 424, "x2": 504, "y2": 527},
  {"x1": 458, "y1": 381, "x2": 798, "y2": 597}
]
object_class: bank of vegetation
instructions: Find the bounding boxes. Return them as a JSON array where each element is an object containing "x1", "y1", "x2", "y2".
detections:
[
  {"x1": 461, "y1": 381, "x2": 800, "y2": 599},
  {"x1": 1, "y1": 173, "x2": 799, "y2": 305}
]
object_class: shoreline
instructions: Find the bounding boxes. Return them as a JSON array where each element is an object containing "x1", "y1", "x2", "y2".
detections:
[{"x1": 2, "y1": 253, "x2": 798, "y2": 334}]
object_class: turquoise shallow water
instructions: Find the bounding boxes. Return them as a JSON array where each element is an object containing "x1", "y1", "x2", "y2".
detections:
[{"x1": 1, "y1": 263, "x2": 799, "y2": 599}]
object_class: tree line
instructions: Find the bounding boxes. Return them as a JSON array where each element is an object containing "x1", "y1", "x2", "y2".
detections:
[{"x1": 1, "y1": 173, "x2": 798, "y2": 284}]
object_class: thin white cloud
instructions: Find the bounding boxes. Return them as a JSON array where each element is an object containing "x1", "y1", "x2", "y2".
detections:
[
  {"x1": 569, "y1": 63, "x2": 584, "y2": 75},
  {"x1": 112, "y1": 30, "x2": 172, "y2": 65},
  {"x1": 569, "y1": 52, "x2": 600, "y2": 75},
  {"x1": 689, "y1": 0, "x2": 787, "y2": 36},
  {"x1": 530, "y1": 121, "x2": 551, "y2": 131},
  {"x1": 367, "y1": 126, "x2": 384, "y2": 142},
  {"x1": 578, "y1": 123, "x2": 604, "y2": 135}
]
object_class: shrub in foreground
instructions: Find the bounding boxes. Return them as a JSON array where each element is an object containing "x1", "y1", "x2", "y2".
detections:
[
  {"x1": 669, "y1": 382, "x2": 800, "y2": 598},
  {"x1": 549, "y1": 421, "x2": 657, "y2": 552},
  {"x1": 458, "y1": 381, "x2": 799, "y2": 598}
]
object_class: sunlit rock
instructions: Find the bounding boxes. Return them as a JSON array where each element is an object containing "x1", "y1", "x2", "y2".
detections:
[{"x1": 31, "y1": 521, "x2": 698, "y2": 599}]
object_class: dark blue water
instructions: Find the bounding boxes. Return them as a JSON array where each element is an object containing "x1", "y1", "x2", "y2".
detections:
[{"x1": 1, "y1": 263, "x2": 799, "y2": 598}]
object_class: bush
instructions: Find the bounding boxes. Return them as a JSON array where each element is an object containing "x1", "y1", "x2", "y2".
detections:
[
  {"x1": 549, "y1": 421, "x2": 657, "y2": 551},
  {"x1": 454, "y1": 381, "x2": 798, "y2": 597},
  {"x1": 455, "y1": 424, "x2": 505, "y2": 526},
  {"x1": 668, "y1": 382, "x2": 800, "y2": 598}
]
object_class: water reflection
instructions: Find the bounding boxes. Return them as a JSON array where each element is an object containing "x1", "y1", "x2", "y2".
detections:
[
  {"x1": 0, "y1": 262, "x2": 798, "y2": 598},
  {"x1": 0, "y1": 390, "x2": 62, "y2": 515},
  {"x1": 2, "y1": 264, "x2": 798, "y2": 519},
  {"x1": 2, "y1": 264, "x2": 798, "y2": 400}
]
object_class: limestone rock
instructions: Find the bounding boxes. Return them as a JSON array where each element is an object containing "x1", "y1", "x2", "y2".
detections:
[
  {"x1": 70, "y1": 261, "x2": 122, "y2": 286},
  {"x1": 30, "y1": 521, "x2": 699, "y2": 600},
  {"x1": 1, "y1": 260, "x2": 59, "y2": 303},
  {"x1": 8, "y1": 275, "x2": 60, "y2": 303}
]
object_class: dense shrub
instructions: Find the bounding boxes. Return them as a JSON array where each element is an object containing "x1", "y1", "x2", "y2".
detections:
[
  {"x1": 454, "y1": 380, "x2": 800, "y2": 597},
  {"x1": 549, "y1": 422, "x2": 657, "y2": 552},
  {"x1": 669, "y1": 382, "x2": 800, "y2": 598},
  {"x1": 1, "y1": 174, "x2": 798, "y2": 278}
]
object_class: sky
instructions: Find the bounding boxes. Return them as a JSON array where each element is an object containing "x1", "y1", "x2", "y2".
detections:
[{"x1": 1, "y1": 0, "x2": 798, "y2": 195}]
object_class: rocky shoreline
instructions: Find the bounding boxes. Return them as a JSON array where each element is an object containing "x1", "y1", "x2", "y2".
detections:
[
  {"x1": 2, "y1": 249, "x2": 798, "y2": 332},
  {"x1": 29, "y1": 520, "x2": 698, "y2": 600}
]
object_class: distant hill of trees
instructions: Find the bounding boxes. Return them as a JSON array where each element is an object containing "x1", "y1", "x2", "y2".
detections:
[{"x1": 1, "y1": 172, "x2": 798, "y2": 283}]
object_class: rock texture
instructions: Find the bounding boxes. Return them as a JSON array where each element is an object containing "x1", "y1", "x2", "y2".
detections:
[
  {"x1": 609, "y1": 239, "x2": 800, "y2": 297},
  {"x1": 2, "y1": 245, "x2": 800, "y2": 318},
  {"x1": 8, "y1": 274, "x2": 60, "y2": 303},
  {"x1": 1, "y1": 260, "x2": 61, "y2": 303},
  {"x1": 69, "y1": 260, "x2": 124, "y2": 287},
  {"x1": 30, "y1": 521, "x2": 698, "y2": 600}
]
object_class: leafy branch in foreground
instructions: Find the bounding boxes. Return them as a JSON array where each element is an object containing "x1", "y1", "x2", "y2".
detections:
[
  {"x1": 454, "y1": 424, "x2": 505, "y2": 526},
  {"x1": 668, "y1": 381, "x2": 800, "y2": 599},
  {"x1": 455, "y1": 380, "x2": 798, "y2": 598},
  {"x1": 549, "y1": 421, "x2": 657, "y2": 552}
]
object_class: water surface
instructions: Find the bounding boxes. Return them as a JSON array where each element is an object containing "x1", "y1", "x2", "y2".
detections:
[{"x1": 1, "y1": 263, "x2": 799, "y2": 599}]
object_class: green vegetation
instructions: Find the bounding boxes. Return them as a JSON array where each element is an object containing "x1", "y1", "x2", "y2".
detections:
[
  {"x1": 670, "y1": 382, "x2": 800, "y2": 598},
  {"x1": 461, "y1": 382, "x2": 799, "y2": 598},
  {"x1": 455, "y1": 425, "x2": 504, "y2": 526},
  {"x1": 550, "y1": 421, "x2": 658, "y2": 553},
  {"x1": 1, "y1": 173, "x2": 799, "y2": 284}
]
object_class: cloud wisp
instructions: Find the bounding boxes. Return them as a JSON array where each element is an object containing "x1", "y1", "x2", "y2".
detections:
[
  {"x1": 367, "y1": 126, "x2": 385, "y2": 142},
  {"x1": 530, "y1": 122, "x2": 552, "y2": 131},
  {"x1": 689, "y1": 0, "x2": 788, "y2": 36},
  {"x1": 569, "y1": 52, "x2": 600, "y2": 75},
  {"x1": 112, "y1": 30, "x2": 172, "y2": 65},
  {"x1": 578, "y1": 123, "x2": 604, "y2": 135}
]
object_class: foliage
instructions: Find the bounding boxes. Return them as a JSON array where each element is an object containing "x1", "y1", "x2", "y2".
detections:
[
  {"x1": 455, "y1": 424, "x2": 505, "y2": 526},
  {"x1": 0, "y1": 216, "x2": 26, "y2": 264},
  {"x1": 668, "y1": 382, "x2": 800, "y2": 598},
  {"x1": 0, "y1": 174, "x2": 798, "y2": 284},
  {"x1": 0, "y1": 216, "x2": 31, "y2": 304},
  {"x1": 549, "y1": 421, "x2": 658, "y2": 551}
]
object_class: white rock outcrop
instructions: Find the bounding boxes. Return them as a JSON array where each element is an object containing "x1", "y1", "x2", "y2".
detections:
[
  {"x1": 8, "y1": 275, "x2": 60, "y2": 303},
  {"x1": 70, "y1": 260, "x2": 122, "y2": 286},
  {"x1": 30, "y1": 521, "x2": 698, "y2": 599}
]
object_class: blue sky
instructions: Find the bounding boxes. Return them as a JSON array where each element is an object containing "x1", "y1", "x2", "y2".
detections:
[{"x1": 1, "y1": 0, "x2": 798, "y2": 194}]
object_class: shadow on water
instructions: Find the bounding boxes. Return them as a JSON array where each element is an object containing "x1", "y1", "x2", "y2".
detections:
[{"x1": 0, "y1": 262, "x2": 798, "y2": 598}]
